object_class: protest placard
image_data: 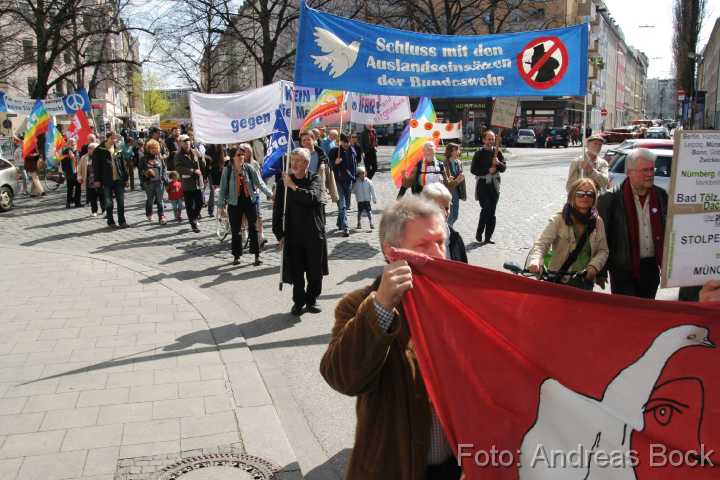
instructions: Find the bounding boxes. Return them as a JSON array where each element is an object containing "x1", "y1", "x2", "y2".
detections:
[{"x1": 661, "y1": 130, "x2": 720, "y2": 287}]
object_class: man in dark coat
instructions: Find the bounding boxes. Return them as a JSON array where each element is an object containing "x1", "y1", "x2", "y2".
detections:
[
  {"x1": 174, "y1": 134, "x2": 206, "y2": 232},
  {"x1": 470, "y1": 130, "x2": 506, "y2": 244},
  {"x1": 92, "y1": 131, "x2": 129, "y2": 228},
  {"x1": 597, "y1": 148, "x2": 668, "y2": 298},
  {"x1": 329, "y1": 133, "x2": 357, "y2": 237},
  {"x1": 359, "y1": 125, "x2": 378, "y2": 179},
  {"x1": 165, "y1": 127, "x2": 180, "y2": 171},
  {"x1": 273, "y1": 147, "x2": 329, "y2": 316}
]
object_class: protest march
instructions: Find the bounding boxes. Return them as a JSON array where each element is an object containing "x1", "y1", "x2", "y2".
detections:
[{"x1": 0, "y1": 1, "x2": 718, "y2": 479}]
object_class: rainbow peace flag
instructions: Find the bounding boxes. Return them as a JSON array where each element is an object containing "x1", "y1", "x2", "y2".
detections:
[
  {"x1": 300, "y1": 90, "x2": 345, "y2": 131},
  {"x1": 22, "y1": 100, "x2": 50, "y2": 158},
  {"x1": 44, "y1": 117, "x2": 65, "y2": 169},
  {"x1": 390, "y1": 97, "x2": 436, "y2": 187}
]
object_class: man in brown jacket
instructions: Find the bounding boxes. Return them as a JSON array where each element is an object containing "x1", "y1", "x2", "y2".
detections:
[{"x1": 320, "y1": 195, "x2": 461, "y2": 480}]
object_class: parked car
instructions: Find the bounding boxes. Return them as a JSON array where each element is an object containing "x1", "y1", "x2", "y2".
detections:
[
  {"x1": 543, "y1": 127, "x2": 569, "y2": 148},
  {"x1": 603, "y1": 139, "x2": 674, "y2": 166},
  {"x1": 0, "y1": 156, "x2": 18, "y2": 212},
  {"x1": 607, "y1": 148, "x2": 672, "y2": 192},
  {"x1": 515, "y1": 129, "x2": 536, "y2": 147},
  {"x1": 644, "y1": 126, "x2": 671, "y2": 139},
  {"x1": 599, "y1": 126, "x2": 641, "y2": 144}
]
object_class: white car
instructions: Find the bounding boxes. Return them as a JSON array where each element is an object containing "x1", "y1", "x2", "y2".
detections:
[
  {"x1": 607, "y1": 148, "x2": 672, "y2": 192},
  {"x1": 0, "y1": 156, "x2": 18, "y2": 212},
  {"x1": 515, "y1": 129, "x2": 536, "y2": 147}
]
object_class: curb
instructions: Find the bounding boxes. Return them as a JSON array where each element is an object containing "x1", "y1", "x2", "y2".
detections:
[{"x1": 0, "y1": 243, "x2": 302, "y2": 479}]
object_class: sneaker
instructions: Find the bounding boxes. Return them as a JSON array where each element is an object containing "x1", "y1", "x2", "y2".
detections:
[
  {"x1": 484, "y1": 239, "x2": 495, "y2": 245},
  {"x1": 118, "y1": 223, "x2": 129, "y2": 229},
  {"x1": 107, "y1": 222, "x2": 117, "y2": 228},
  {"x1": 208, "y1": 212, "x2": 215, "y2": 218},
  {"x1": 290, "y1": 304, "x2": 304, "y2": 316},
  {"x1": 147, "y1": 215, "x2": 152, "y2": 222},
  {"x1": 191, "y1": 224, "x2": 200, "y2": 233},
  {"x1": 253, "y1": 256, "x2": 262, "y2": 266},
  {"x1": 370, "y1": 223, "x2": 374, "y2": 230},
  {"x1": 342, "y1": 230, "x2": 350, "y2": 237},
  {"x1": 159, "y1": 216, "x2": 167, "y2": 225},
  {"x1": 92, "y1": 212, "x2": 98, "y2": 217},
  {"x1": 306, "y1": 303, "x2": 322, "y2": 314},
  {"x1": 232, "y1": 256, "x2": 240, "y2": 266}
]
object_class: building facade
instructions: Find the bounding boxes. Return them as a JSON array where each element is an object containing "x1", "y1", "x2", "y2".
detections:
[
  {"x1": 698, "y1": 17, "x2": 720, "y2": 129},
  {"x1": 645, "y1": 78, "x2": 677, "y2": 122},
  {"x1": 0, "y1": 0, "x2": 142, "y2": 135}
]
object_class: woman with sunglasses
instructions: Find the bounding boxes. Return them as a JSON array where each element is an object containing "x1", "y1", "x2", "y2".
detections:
[
  {"x1": 218, "y1": 147, "x2": 272, "y2": 266},
  {"x1": 526, "y1": 178, "x2": 609, "y2": 290}
]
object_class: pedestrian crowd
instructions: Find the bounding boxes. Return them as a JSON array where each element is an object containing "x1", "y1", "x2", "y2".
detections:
[{"x1": 10, "y1": 119, "x2": 719, "y2": 480}]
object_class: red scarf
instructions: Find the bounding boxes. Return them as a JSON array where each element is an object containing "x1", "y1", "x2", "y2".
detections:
[{"x1": 622, "y1": 180, "x2": 663, "y2": 279}]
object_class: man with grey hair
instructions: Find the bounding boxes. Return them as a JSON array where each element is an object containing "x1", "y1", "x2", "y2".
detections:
[
  {"x1": 321, "y1": 196, "x2": 462, "y2": 480},
  {"x1": 598, "y1": 147, "x2": 668, "y2": 298},
  {"x1": 273, "y1": 147, "x2": 328, "y2": 316},
  {"x1": 565, "y1": 134, "x2": 608, "y2": 192}
]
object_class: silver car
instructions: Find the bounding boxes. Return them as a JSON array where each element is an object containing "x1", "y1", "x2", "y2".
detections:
[
  {"x1": 607, "y1": 148, "x2": 672, "y2": 192},
  {"x1": 515, "y1": 129, "x2": 536, "y2": 147},
  {"x1": 0, "y1": 156, "x2": 18, "y2": 212}
]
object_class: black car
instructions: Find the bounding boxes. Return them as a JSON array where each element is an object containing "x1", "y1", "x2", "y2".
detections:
[{"x1": 542, "y1": 127, "x2": 569, "y2": 148}]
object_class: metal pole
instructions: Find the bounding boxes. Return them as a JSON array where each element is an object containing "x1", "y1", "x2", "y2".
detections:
[
  {"x1": 279, "y1": 84, "x2": 295, "y2": 291},
  {"x1": 582, "y1": 89, "x2": 587, "y2": 177}
]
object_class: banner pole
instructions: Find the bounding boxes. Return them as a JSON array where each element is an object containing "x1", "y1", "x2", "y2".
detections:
[
  {"x1": 279, "y1": 85, "x2": 295, "y2": 292},
  {"x1": 581, "y1": 90, "x2": 587, "y2": 179},
  {"x1": 338, "y1": 92, "x2": 345, "y2": 135}
]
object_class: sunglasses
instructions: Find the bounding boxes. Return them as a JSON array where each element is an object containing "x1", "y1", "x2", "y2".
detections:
[{"x1": 575, "y1": 191, "x2": 596, "y2": 199}]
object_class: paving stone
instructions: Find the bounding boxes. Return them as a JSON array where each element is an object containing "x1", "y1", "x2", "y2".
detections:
[
  {"x1": 180, "y1": 411, "x2": 237, "y2": 439},
  {"x1": 41, "y1": 407, "x2": 100, "y2": 431},
  {"x1": 23, "y1": 392, "x2": 79, "y2": 413},
  {"x1": 0, "y1": 430, "x2": 66, "y2": 458},
  {"x1": 178, "y1": 379, "x2": 229, "y2": 398},
  {"x1": 98, "y1": 402, "x2": 153, "y2": 425},
  {"x1": 152, "y1": 398, "x2": 204, "y2": 419},
  {"x1": 0, "y1": 412, "x2": 44, "y2": 435},
  {"x1": 77, "y1": 388, "x2": 130, "y2": 407},
  {"x1": 122, "y1": 419, "x2": 180, "y2": 445},
  {"x1": 83, "y1": 446, "x2": 120, "y2": 476},
  {"x1": 62, "y1": 424, "x2": 123, "y2": 451},
  {"x1": 0, "y1": 457, "x2": 22, "y2": 480},
  {"x1": 16, "y1": 450, "x2": 87, "y2": 480},
  {"x1": 107, "y1": 370, "x2": 154, "y2": 388},
  {"x1": 153, "y1": 366, "x2": 201, "y2": 384},
  {"x1": 0, "y1": 397, "x2": 28, "y2": 415},
  {"x1": 129, "y1": 384, "x2": 178, "y2": 403}
]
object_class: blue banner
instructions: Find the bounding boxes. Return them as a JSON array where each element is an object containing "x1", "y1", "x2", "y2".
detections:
[
  {"x1": 294, "y1": 3, "x2": 588, "y2": 98},
  {"x1": 0, "y1": 88, "x2": 92, "y2": 115},
  {"x1": 261, "y1": 109, "x2": 290, "y2": 179}
]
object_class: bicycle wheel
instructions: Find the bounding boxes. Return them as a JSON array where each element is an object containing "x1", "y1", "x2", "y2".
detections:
[{"x1": 216, "y1": 215, "x2": 230, "y2": 242}]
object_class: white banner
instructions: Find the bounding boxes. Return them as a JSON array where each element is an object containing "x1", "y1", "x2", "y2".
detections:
[
  {"x1": 281, "y1": 83, "x2": 410, "y2": 129},
  {"x1": 132, "y1": 113, "x2": 160, "y2": 128},
  {"x1": 346, "y1": 93, "x2": 411, "y2": 126},
  {"x1": 410, "y1": 120, "x2": 462, "y2": 139},
  {"x1": 189, "y1": 82, "x2": 284, "y2": 143}
]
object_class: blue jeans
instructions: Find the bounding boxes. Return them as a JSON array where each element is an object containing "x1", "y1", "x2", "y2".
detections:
[
  {"x1": 103, "y1": 180, "x2": 126, "y2": 225},
  {"x1": 145, "y1": 181, "x2": 164, "y2": 217},
  {"x1": 336, "y1": 181, "x2": 352, "y2": 231},
  {"x1": 448, "y1": 189, "x2": 460, "y2": 227},
  {"x1": 16, "y1": 166, "x2": 28, "y2": 194}
]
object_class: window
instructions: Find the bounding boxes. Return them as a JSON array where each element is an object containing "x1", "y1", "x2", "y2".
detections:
[
  {"x1": 23, "y1": 39, "x2": 33, "y2": 61},
  {"x1": 55, "y1": 82, "x2": 64, "y2": 96},
  {"x1": 27, "y1": 77, "x2": 37, "y2": 97},
  {"x1": 0, "y1": 159, "x2": 11, "y2": 171},
  {"x1": 655, "y1": 156, "x2": 672, "y2": 177},
  {"x1": 64, "y1": 52, "x2": 72, "y2": 65},
  {"x1": 66, "y1": 80, "x2": 74, "y2": 95}
]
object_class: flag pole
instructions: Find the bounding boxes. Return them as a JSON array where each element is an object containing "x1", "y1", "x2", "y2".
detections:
[
  {"x1": 279, "y1": 85, "x2": 295, "y2": 291},
  {"x1": 338, "y1": 92, "x2": 345, "y2": 135},
  {"x1": 581, "y1": 24, "x2": 589, "y2": 179}
]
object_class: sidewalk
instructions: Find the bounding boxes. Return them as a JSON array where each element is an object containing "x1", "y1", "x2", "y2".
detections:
[{"x1": 0, "y1": 245, "x2": 299, "y2": 480}]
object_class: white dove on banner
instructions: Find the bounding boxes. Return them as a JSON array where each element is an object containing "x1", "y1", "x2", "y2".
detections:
[
  {"x1": 312, "y1": 27, "x2": 360, "y2": 78},
  {"x1": 409, "y1": 119, "x2": 463, "y2": 140}
]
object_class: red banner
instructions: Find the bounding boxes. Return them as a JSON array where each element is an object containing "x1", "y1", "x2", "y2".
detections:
[{"x1": 397, "y1": 249, "x2": 720, "y2": 479}]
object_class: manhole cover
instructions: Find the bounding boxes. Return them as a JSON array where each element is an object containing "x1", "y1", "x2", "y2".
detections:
[{"x1": 158, "y1": 453, "x2": 279, "y2": 480}]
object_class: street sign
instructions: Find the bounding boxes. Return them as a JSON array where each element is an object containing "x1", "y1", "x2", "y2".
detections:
[{"x1": 600, "y1": 108, "x2": 608, "y2": 117}]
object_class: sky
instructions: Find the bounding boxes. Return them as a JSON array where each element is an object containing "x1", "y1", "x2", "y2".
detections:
[{"x1": 603, "y1": 0, "x2": 720, "y2": 79}]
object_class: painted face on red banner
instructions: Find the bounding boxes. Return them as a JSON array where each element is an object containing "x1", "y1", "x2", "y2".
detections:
[{"x1": 633, "y1": 377, "x2": 712, "y2": 479}]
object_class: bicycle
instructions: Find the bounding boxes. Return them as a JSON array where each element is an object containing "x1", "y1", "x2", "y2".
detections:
[
  {"x1": 38, "y1": 162, "x2": 65, "y2": 192},
  {"x1": 503, "y1": 261, "x2": 592, "y2": 289}
]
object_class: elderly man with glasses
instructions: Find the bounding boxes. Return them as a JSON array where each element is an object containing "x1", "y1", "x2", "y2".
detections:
[{"x1": 597, "y1": 148, "x2": 668, "y2": 298}]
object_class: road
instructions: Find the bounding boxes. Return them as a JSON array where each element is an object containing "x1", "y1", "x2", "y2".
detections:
[{"x1": 0, "y1": 145, "x2": 676, "y2": 478}]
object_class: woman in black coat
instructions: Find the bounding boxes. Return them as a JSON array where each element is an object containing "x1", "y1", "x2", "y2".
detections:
[{"x1": 272, "y1": 147, "x2": 329, "y2": 316}]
